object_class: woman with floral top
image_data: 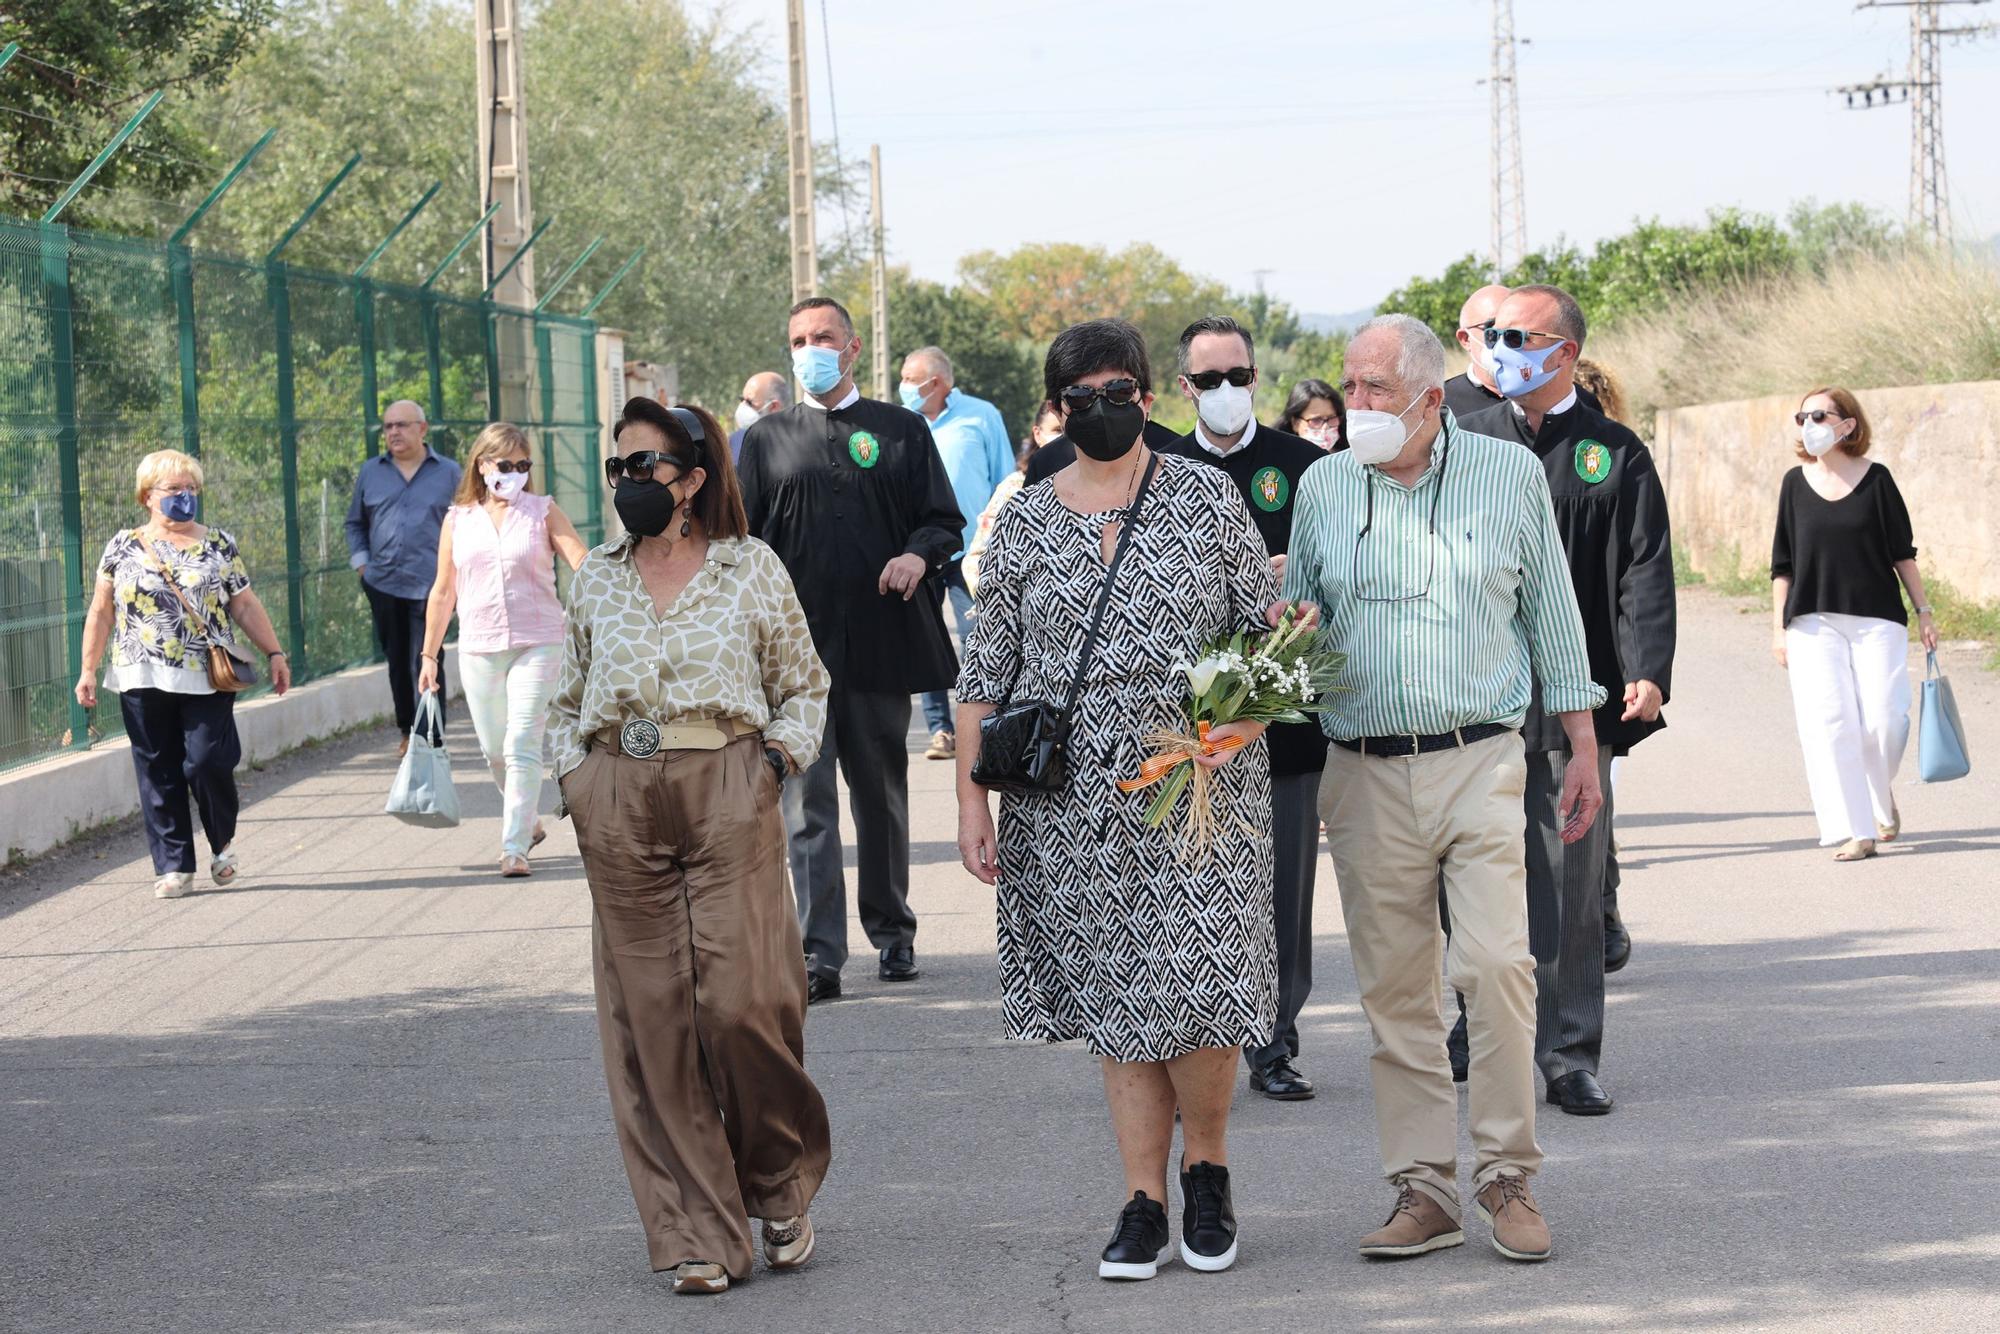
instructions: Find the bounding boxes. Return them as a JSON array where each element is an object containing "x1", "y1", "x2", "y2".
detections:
[
  {"x1": 74, "y1": 450, "x2": 292, "y2": 899},
  {"x1": 547, "y1": 397, "x2": 832, "y2": 1296}
]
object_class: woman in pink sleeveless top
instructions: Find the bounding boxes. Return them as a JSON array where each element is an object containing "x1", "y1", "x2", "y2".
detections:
[{"x1": 418, "y1": 423, "x2": 590, "y2": 875}]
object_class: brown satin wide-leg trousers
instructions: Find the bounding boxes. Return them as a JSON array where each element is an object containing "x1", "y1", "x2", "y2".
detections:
[{"x1": 567, "y1": 733, "x2": 831, "y2": 1278}]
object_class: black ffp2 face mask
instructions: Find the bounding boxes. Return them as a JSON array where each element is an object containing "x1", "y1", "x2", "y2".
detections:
[
  {"x1": 1067, "y1": 399, "x2": 1146, "y2": 462},
  {"x1": 613, "y1": 479, "x2": 678, "y2": 537}
]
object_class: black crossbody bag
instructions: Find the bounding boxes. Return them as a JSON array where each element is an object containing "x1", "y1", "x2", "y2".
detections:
[{"x1": 970, "y1": 455, "x2": 1158, "y2": 794}]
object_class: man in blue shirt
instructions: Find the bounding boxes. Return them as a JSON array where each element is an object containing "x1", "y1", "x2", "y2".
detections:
[
  {"x1": 899, "y1": 347, "x2": 1012, "y2": 760},
  {"x1": 345, "y1": 400, "x2": 462, "y2": 753}
]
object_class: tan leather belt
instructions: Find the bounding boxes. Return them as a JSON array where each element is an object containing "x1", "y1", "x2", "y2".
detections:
[{"x1": 593, "y1": 717, "x2": 758, "y2": 759}]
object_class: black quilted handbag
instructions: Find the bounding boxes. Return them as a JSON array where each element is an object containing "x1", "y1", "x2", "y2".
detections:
[{"x1": 970, "y1": 455, "x2": 1158, "y2": 794}]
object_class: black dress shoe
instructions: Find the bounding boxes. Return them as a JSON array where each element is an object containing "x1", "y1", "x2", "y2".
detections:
[
  {"x1": 1249, "y1": 1055, "x2": 1316, "y2": 1101},
  {"x1": 1604, "y1": 912, "x2": 1632, "y2": 973},
  {"x1": 1097, "y1": 1192, "x2": 1171, "y2": 1281},
  {"x1": 878, "y1": 945, "x2": 919, "y2": 982},
  {"x1": 1546, "y1": 1069, "x2": 1614, "y2": 1115},
  {"x1": 805, "y1": 972, "x2": 842, "y2": 1005}
]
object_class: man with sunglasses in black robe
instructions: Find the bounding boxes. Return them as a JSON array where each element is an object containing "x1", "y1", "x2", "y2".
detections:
[
  {"x1": 1148, "y1": 315, "x2": 1328, "y2": 1104},
  {"x1": 1455, "y1": 284, "x2": 1676, "y2": 1118},
  {"x1": 738, "y1": 296, "x2": 965, "y2": 1003}
]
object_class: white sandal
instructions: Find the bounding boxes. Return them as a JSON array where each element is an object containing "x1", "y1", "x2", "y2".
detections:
[
  {"x1": 155, "y1": 871, "x2": 195, "y2": 899},
  {"x1": 211, "y1": 846, "x2": 239, "y2": 885}
]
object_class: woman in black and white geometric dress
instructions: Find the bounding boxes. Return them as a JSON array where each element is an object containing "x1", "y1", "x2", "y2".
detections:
[{"x1": 955, "y1": 319, "x2": 1284, "y2": 1284}]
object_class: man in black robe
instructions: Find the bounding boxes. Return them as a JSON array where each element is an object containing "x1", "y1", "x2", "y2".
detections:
[
  {"x1": 1155, "y1": 315, "x2": 1329, "y2": 1103},
  {"x1": 1458, "y1": 284, "x2": 1675, "y2": 1116},
  {"x1": 739, "y1": 297, "x2": 965, "y2": 1002}
]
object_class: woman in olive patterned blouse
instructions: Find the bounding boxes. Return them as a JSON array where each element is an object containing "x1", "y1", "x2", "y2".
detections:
[{"x1": 548, "y1": 397, "x2": 831, "y2": 1296}]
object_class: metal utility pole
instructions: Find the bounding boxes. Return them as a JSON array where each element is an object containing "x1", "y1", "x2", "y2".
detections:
[
  {"x1": 1836, "y1": 0, "x2": 1994, "y2": 247},
  {"x1": 1487, "y1": 0, "x2": 1528, "y2": 276},
  {"x1": 868, "y1": 145, "x2": 888, "y2": 400},
  {"x1": 786, "y1": 0, "x2": 819, "y2": 304}
]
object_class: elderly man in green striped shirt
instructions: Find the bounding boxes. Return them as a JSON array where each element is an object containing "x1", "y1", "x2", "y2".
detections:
[{"x1": 1283, "y1": 314, "x2": 1605, "y2": 1265}]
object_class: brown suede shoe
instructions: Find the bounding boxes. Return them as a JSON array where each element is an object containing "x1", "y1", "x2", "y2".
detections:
[
  {"x1": 1476, "y1": 1174, "x2": 1553, "y2": 1262},
  {"x1": 1359, "y1": 1184, "x2": 1464, "y2": 1258}
]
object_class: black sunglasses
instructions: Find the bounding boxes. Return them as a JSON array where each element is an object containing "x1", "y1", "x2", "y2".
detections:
[
  {"x1": 1184, "y1": 366, "x2": 1255, "y2": 392},
  {"x1": 1794, "y1": 409, "x2": 1844, "y2": 426},
  {"x1": 1483, "y1": 326, "x2": 1565, "y2": 351},
  {"x1": 1059, "y1": 378, "x2": 1141, "y2": 411},
  {"x1": 487, "y1": 459, "x2": 533, "y2": 475},
  {"x1": 605, "y1": 451, "x2": 685, "y2": 485}
]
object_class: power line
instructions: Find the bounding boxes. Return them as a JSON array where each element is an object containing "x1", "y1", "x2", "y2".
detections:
[
  {"x1": 817, "y1": 0, "x2": 858, "y2": 261},
  {"x1": 1835, "y1": 0, "x2": 1996, "y2": 246}
]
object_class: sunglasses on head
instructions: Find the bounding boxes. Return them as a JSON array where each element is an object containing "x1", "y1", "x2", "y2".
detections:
[
  {"x1": 1058, "y1": 378, "x2": 1141, "y2": 411},
  {"x1": 1482, "y1": 326, "x2": 1565, "y2": 350},
  {"x1": 1184, "y1": 366, "x2": 1255, "y2": 392},
  {"x1": 485, "y1": 459, "x2": 533, "y2": 475},
  {"x1": 1794, "y1": 409, "x2": 1844, "y2": 425}
]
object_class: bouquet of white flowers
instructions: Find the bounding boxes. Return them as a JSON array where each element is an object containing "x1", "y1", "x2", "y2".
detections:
[{"x1": 1118, "y1": 606, "x2": 1346, "y2": 855}]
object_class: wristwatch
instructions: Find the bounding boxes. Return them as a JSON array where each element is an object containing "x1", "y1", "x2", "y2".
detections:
[{"x1": 764, "y1": 746, "x2": 789, "y2": 782}]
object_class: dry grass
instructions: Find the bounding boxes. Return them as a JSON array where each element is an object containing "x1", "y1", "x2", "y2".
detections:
[{"x1": 1591, "y1": 248, "x2": 2000, "y2": 432}]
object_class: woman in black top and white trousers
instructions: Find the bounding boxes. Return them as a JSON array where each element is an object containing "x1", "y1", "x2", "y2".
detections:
[{"x1": 1770, "y1": 386, "x2": 1938, "y2": 862}]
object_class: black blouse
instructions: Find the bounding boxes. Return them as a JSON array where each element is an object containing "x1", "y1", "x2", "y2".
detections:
[{"x1": 1769, "y1": 463, "x2": 1916, "y2": 626}]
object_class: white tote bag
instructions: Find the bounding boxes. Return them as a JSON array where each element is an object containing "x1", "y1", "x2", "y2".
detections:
[{"x1": 385, "y1": 691, "x2": 460, "y2": 827}]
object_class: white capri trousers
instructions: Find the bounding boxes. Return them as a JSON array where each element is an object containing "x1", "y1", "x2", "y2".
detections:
[{"x1": 1784, "y1": 612, "x2": 1911, "y2": 845}]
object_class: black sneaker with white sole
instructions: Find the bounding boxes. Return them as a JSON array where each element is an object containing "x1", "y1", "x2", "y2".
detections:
[
  {"x1": 1179, "y1": 1160, "x2": 1239, "y2": 1271},
  {"x1": 1098, "y1": 1192, "x2": 1171, "y2": 1280}
]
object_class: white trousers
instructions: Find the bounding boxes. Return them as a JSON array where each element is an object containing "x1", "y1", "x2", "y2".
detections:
[
  {"x1": 1784, "y1": 612, "x2": 1911, "y2": 845},
  {"x1": 457, "y1": 643, "x2": 562, "y2": 856}
]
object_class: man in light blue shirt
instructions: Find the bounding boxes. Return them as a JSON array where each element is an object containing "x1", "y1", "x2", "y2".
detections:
[
  {"x1": 346, "y1": 400, "x2": 461, "y2": 751},
  {"x1": 899, "y1": 346, "x2": 1012, "y2": 760}
]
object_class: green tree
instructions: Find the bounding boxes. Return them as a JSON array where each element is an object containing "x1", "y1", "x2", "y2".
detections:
[
  {"x1": 829, "y1": 265, "x2": 1041, "y2": 432},
  {"x1": 0, "y1": 0, "x2": 273, "y2": 230}
]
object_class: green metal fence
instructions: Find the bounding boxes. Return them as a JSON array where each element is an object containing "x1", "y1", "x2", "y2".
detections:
[{"x1": 0, "y1": 213, "x2": 604, "y2": 773}]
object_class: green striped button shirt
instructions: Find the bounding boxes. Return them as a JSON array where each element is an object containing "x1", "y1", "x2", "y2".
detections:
[{"x1": 1282, "y1": 413, "x2": 1604, "y2": 741}]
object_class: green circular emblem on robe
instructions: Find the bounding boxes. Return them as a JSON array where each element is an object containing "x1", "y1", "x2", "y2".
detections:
[
  {"x1": 1250, "y1": 466, "x2": 1289, "y2": 512},
  {"x1": 1575, "y1": 439, "x2": 1612, "y2": 484},
  {"x1": 848, "y1": 430, "x2": 881, "y2": 468}
]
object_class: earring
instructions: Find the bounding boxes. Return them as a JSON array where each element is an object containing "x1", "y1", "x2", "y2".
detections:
[{"x1": 679, "y1": 503, "x2": 692, "y2": 539}]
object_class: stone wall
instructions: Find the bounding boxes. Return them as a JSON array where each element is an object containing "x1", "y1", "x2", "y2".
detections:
[{"x1": 1652, "y1": 380, "x2": 2000, "y2": 603}]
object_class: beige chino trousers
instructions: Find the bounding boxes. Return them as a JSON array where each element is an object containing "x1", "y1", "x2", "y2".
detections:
[
  {"x1": 1320, "y1": 729, "x2": 1542, "y2": 1220},
  {"x1": 565, "y1": 734, "x2": 831, "y2": 1278}
]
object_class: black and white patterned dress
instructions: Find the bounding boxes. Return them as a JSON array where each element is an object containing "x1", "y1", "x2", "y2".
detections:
[{"x1": 957, "y1": 455, "x2": 1279, "y2": 1062}]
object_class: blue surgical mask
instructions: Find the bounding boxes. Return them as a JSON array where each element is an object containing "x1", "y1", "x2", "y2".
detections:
[
  {"x1": 160, "y1": 490, "x2": 198, "y2": 522},
  {"x1": 897, "y1": 378, "x2": 933, "y2": 413},
  {"x1": 792, "y1": 344, "x2": 845, "y2": 397},
  {"x1": 1489, "y1": 339, "x2": 1567, "y2": 399}
]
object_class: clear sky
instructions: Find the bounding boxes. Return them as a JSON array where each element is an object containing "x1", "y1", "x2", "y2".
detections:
[{"x1": 698, "y1": 0, "x2": 2000, "y2": 315}]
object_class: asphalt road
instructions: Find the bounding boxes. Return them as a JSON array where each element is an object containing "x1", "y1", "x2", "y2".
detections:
[{"x1": 5, "y1": 588, "x2": 1998, "y2": 1333}]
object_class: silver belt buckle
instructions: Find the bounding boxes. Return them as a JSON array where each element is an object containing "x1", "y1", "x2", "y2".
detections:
[{"x1": 619, "y1": 719, "x2": 662, "y2": 758}]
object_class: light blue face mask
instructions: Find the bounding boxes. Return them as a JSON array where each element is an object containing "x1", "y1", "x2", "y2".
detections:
[
  {"x1": 792, "y1": 344, "x2": 846, "y2": 396},
  {"x1": 1489, "y1": 338, "x2": 1568, "y2": 399},
  {"x1": 897, "y1": 377, "x2": 934, "y2": 413}
]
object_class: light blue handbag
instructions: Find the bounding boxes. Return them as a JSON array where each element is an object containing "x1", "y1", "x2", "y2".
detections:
[
  {"x1": 1918, "y1": 652, "x2": 1970, "y2": 783},
  {"x1": 385, "y1": 691, "x2": 461, "y2": 826}
]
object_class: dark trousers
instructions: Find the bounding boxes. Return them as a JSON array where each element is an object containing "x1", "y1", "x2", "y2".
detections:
[
  {"x1": 1449, "y1": 747, "x2": 1616, "y2": 1083},
  {"x1": 781, "y1": 686, "x2": 915, "y2": 978},
  {"x1": 119, "y1": 687, "x2": 241, "y2": 875},
  {"x1": 1249, "y1": 768, "x2": 1321, "y2": 1070},
  {"x1": 919, "y1": 563, "x2": 973, "y2": 735},
  {"x1": 364, "y1": 579, "x2": 444, "y2": 740},
  {"x1": 1602, "y1": 835, "x2": 1621, "y2": 920}
]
